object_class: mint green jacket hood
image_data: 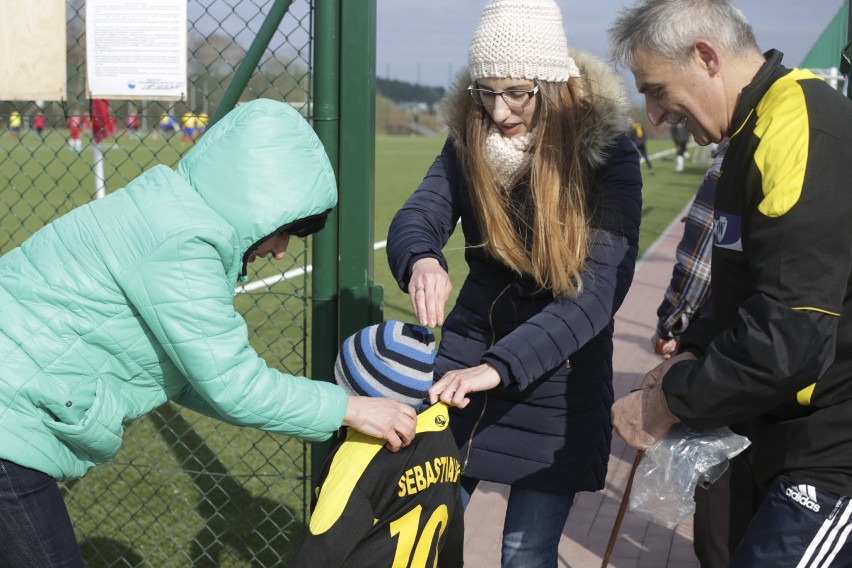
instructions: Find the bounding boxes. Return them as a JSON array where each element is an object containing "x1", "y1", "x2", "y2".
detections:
[
  {"x1": 177, "y1": 99, "x2": 336, "y2": 280},
  {"x1": 0, "y1": 100, "x2": 346, "y2": 480}
]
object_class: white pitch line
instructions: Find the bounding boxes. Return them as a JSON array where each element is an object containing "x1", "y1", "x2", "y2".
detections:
[{"x1": 234, "y1": 240, "x2": 388, "y2": 294}]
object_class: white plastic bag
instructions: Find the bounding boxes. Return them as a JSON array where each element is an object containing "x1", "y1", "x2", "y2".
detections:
[{"x1": 628, "y1": 423, "x2": 750, "y2": 529}]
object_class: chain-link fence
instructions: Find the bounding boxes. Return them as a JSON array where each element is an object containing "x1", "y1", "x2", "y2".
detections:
[{"x1": 1, "y1": 1, "x2": 323, "y2": 565}]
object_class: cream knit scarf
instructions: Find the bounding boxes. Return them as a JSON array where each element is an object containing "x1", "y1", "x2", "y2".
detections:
[{"x1": 484, "y1": 125, "x2": 536, "y2": 191}]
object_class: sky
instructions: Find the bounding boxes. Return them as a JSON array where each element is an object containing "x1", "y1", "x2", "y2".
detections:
[{"x1": 376, "y1": 0, "x2": 847, "y2": 97}]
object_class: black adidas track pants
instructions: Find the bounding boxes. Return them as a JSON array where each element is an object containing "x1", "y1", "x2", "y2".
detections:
[{"x1": 731, "y1": 477, "x2": 852, "y2": 567}]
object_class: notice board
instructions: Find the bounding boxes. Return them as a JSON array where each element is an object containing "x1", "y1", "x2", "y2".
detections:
[
  {"x1": 86, "y1": 0, "x2": 187, "y2": 100},
  {"x1": 0, "y1": 0, "x2": 67, "y2": 101}
]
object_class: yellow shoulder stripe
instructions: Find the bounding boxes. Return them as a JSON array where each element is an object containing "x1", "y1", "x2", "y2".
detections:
[
  {"x1": 308, "y1": 402, "x2": 451, "y2": 535},
  {"x1": 309, "y1": 429, "x2": 384, "y2": 535},
  {"x1": 797, "y1": 383, "x2": 816, "y2": 406},
  {"x1": 416, "y1": 402, "x2": 451, "y2": 434},
  {"x1": 754, "y1": 69, "x2": 821, "y2": 218}
]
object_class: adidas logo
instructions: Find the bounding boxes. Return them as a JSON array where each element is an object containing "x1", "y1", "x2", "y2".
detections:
[{"x1": 786, "y1": 484, "x2": 821, "y2": 512}]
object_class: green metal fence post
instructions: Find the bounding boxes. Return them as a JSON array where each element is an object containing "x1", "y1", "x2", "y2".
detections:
[
  {"x1": 310, "y1": 0, "x2": 341, "y2": 490},
  {"x1": 338, "y1": 0, "x2": 381, "y2": 340},
  {"x1": 209, "y1": 0, "x2": 294, "y2": 126}
]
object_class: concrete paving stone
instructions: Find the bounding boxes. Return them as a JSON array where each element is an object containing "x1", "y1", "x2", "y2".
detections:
[
  {"x1": 645, "y1": 521, "x2": 678, "y2": 538},
  {"x1": 669, "y1": 542, "x2": 700, "y2": 561},
  {"x1": 606, "y1": 557, "x2": 639, "y2": 568},
  {"x1": 612, "y1": 541, "x2": 644, "y2": 559}
]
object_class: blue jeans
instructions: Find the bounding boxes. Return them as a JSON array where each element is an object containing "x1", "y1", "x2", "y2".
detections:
[
  {"x1": 461, "y1": 476, "x2": 575, "y2": 568},
  {"x1": 0, "y1": 459, "x2": 83, "y2": 568}
]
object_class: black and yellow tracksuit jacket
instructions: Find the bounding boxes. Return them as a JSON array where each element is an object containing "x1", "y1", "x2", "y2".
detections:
[
  {"x1": 292, "y1": 402, "x2": 464, "y2": 567},
  {"x1": 667, "y1": 50, "x2": 852, "y2": 497}
]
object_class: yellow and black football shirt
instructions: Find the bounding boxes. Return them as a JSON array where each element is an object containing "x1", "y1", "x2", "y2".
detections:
[
  {"x1": 668, "y1": 50, "x2": 852, "y2": 497},
  {"x1": 292, "y1": 402, "x2": 463, "y2": 567}
]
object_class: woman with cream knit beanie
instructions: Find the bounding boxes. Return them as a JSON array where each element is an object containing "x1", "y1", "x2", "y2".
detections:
[{"x1": 387, "y1": 0, "x2": 642, "y2": 565}]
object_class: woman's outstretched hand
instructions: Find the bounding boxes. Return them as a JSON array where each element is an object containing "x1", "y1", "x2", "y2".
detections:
[
  {"x1": 409, "y1": 257, "x2": 452, "y2": 328},
  {"x1": 428, "y1": 364, "x2": 501, "y2": 408},
  {"x1": 343, "y1": 396, "x2": 417, "y2": 452}
]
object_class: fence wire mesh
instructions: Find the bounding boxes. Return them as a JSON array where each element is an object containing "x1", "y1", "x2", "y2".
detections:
[{"x1": 2, "y1": 1, "x2": 320, "y2": 565}]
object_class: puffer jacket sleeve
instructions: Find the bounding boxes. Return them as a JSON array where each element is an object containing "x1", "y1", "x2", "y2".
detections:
[
  {"x1": 482, "y1": 134, "x2": 642, "y2": 389},
  {"x1": 121, "y1": 230, "x2": 349, "y2": 442},
  {"x1": 387, "y1": 137, "x2": 462, "y2": 289}
]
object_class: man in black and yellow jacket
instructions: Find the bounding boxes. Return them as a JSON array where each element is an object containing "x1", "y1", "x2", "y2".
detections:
[
  {"x1": 293, "y1": 321, "x2": 463, "y2": 567},
  {"x1": 609, "y1": 0, "x2": 852, "y2": 565}
]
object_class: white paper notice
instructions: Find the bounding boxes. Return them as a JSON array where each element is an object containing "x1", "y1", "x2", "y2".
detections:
[
  {"x1": 0, "y1": 0, "x2": 67, "y2": 101},
  {"x1": 86, "y1": 0, "x2": 187, "y2": 99}
]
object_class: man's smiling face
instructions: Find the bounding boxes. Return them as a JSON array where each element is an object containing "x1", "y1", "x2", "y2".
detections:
[{"x1": 632, "y1": 46, "x2": 728, "y2": 146}]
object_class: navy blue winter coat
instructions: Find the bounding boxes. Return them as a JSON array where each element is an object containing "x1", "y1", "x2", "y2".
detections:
[{"x1": 387, "y1": 54, "x2": 642, "y2": 494}]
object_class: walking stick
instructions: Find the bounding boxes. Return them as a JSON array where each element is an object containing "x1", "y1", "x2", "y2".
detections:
[{"x1": 601, "y1": 449, "x2": 644, "y2": 568}]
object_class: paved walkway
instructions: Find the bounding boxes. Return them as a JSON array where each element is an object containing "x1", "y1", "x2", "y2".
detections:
[{"x1": 463, "y1": 208, "x2": 701, "y2": 568}]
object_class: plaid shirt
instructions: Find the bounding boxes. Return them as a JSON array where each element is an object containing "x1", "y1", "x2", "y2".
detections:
[{"x1": 656, "y1": 140, "x2": 728, "y2": 338}]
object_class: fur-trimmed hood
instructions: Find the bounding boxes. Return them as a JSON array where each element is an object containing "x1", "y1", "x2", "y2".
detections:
[{"x1": 439, "y1": 50, "x2": 632, "y2": 171}]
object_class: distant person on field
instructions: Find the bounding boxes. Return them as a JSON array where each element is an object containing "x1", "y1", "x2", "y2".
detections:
[
  {"x1": 293, "y1": 320, "x2": 463, "y2": 568},
  {"x1": 67, "y1": 114, "x2": 85, "y2": 153},
  {"x1": 90, "y1": 99, "x2": 112, "y2": 145},
  {"x1": 159, "y1": 112, "x2": 177, "y2": 135},
  {"x1": 629, "y1": 119, "x2": 654, "y2": 173},
  {"x1": 0, "y1": 99, "x2": 417, "y2": 567},
  {"x1": 181, "y1": 111, "x2": 198, "y2": 145},
  {"x1": 670, "y1": 121, "x2": 690, "y2": 172},
  {"x1": 126, "y1": 112, "x2": 140, "y2": 135},
  {"x1": 196, "y1": 112, "x2": 209, "y2": 137},
  {"x1": 32, "y1": 112, "x2": 46, "y2": 141},
  {"x1": 9, "y1": 111, "x2": 22, "y2": 139}
]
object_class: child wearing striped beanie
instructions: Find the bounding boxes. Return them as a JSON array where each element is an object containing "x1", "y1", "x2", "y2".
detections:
[
  {"x1": 294, "y1": 320, "x2": 464, "y2": 567},
  {"x1": 334, "y1": 320, "x2": 436, "y2": 410}
]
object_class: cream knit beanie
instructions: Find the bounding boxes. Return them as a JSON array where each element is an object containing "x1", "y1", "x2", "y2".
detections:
[{"x1": 468, "y1": 0, "x2": 580, "y2": 83}]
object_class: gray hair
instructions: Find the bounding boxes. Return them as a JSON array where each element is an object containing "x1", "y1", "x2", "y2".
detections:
[{"x1": 608, "y1": 0, "x2": 759, "y2": 71}]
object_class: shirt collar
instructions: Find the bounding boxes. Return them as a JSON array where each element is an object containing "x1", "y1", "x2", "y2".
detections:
[{"x1": 728, "y1": 49, "x2": 788, "y2": 137}]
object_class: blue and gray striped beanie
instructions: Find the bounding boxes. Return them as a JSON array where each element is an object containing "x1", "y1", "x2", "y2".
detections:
[{"x1": 334, "y1": 320, "x2": 436, "y2": 409}]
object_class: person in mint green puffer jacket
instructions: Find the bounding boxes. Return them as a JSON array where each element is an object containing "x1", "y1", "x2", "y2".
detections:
[{"x1": 0, "y1": 99, "x2": 416, "y2": 567}]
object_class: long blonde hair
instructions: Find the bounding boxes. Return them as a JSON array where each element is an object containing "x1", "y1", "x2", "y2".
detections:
[{"x1": 458, "y1": 80, "x2": 592, "y2": 297}]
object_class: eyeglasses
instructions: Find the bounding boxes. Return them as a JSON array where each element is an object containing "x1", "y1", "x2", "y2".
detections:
[{"x1": 468, "y1": 84, "x2": 539, "y2": 109}]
